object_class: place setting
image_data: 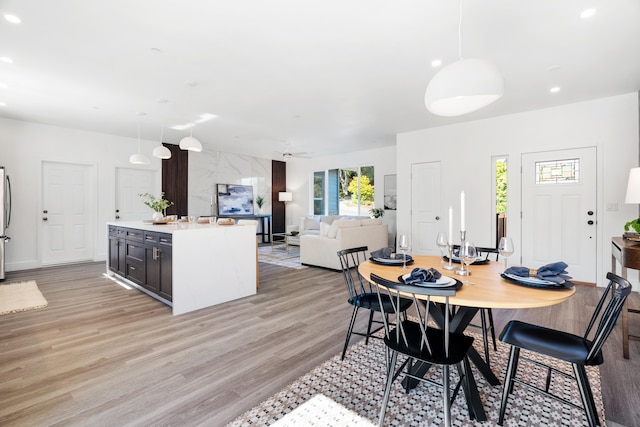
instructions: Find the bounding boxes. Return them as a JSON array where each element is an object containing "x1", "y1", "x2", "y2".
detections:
[
  {"x1": 369, "y1": 234, "x2": 414, "y2": 268},
  {"x1": 501, "y1": 261, "x2": 574, "y2": 290},
  {"x1": 398, "y1": 266, "x2": 462, "y2": 290}
]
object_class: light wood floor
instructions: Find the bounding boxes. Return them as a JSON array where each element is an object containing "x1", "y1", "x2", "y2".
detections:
[{"x1": 0, "y1": 261, "x2": 639, "y2": 426}]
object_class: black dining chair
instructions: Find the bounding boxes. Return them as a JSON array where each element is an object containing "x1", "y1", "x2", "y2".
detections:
[
  {"x1": 337, "y1": 247, "x2": 412, "y2": 360},
  {"x1": 371, "y1": 273, "x2": 475, "y2": 427},
  {"x1": 498, "y1": 272, "x2": 632, "y2": 427}
]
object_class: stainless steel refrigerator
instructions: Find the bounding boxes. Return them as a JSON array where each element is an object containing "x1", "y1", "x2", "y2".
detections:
[{"x1": 1, "y1": 166, "x2": 11, "y2": 280}]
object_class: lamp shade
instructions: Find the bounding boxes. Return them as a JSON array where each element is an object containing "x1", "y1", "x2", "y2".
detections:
[
  {"x1": 625, "y1": 167, "x2": 640, "y2": 203},
  {"x1": 425, "y1": 58, "x2": 504, "y2": 117},
  {"x1": 278, "y1": 192, "x2": 292, "y2": 202},
  {"x1": 129, "y1": 153, "x2": 150, "y2": 165},
  {"x1": 179, "y1": 136, "x2": 203, "y2": 152},
  {"x1": 152, "y1": 145, "x2": 172, "y2": 159}
]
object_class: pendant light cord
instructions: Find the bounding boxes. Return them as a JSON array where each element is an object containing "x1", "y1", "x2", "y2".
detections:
[
  {"x1": 458, "y1": 0, "x2": 464, "y2": 60},
  {"x1": 137, "y1": 119, "x2": 142, "y2": 153}
]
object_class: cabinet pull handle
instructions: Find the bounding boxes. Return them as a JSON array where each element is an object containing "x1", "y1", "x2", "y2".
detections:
[
  {"x1": 130, "y1": 266, "x2": 136, "y2": 271},
  {"x1": 153, "y1": 247, "x2": 159, "y2": 260}
]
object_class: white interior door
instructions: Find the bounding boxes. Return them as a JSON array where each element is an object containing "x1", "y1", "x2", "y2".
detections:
[
  {"x1": 42, "y1": 162, "x2": 93, "y2": 265},
  {"x1": 115, "y1": 168, "x2": 156, "y2": 221},
  {"x1": 411, "y1": 161, "x2": 442, "y2": 255},
  {"x1": 521, "y1": 147, "x2": 597, "y2": 282}
]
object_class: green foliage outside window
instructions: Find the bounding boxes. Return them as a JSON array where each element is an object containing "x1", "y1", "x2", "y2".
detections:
[
  {"x1": 347, "y1": 175, "x2": 374, "y2": 204},
  {"x1": 496, "y1": 159, "x2": 507, "y2": 213}
]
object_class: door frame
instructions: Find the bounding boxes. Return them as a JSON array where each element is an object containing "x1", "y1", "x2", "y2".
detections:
[{"x1": 39, "y1": 160, "x2": 98, "y2": 266}]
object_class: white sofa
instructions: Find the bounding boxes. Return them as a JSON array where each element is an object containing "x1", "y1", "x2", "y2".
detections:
[
  {"x1": 286, "y1": 215, "x2": 370, "y2": 246},
  {"x1": 298, "y1": 217, "x2": 389, "y2": 270}
]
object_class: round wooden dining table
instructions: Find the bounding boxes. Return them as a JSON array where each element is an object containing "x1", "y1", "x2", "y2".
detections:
[{"x1": 358, "y1": 255, "x2": 576, "y2": 421}]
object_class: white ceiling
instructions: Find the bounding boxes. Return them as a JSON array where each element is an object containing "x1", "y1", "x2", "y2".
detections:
[{"x1": 1, "y1": 0, "x2": 639, "y2": 161}]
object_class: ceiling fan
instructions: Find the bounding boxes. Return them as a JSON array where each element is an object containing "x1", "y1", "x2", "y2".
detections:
[{"x1": 275, "y1": 144, "x2": 311, "y2": 161}]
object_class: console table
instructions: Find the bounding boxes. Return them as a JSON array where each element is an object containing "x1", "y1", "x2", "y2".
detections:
[
  {"x1": 611, "y1": 236, "x2": 640, "y2": 358},
  {"x1": 217, "y1": 214, "x2": 272, "y2": 243}
]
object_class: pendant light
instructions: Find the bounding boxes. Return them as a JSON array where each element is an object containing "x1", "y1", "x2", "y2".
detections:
[
  {"x1": 179, "y1": 125, "x2": 203, "y2": 152},
  {"x1": 424, "y1": 0, "x2": 503, "y2": 117},
  {"x1": 152, "y1": 126, "x2": 172, "y2": 159},
  {"x1": 129, "y1": 114, "x2": 150, "y2": 165}
]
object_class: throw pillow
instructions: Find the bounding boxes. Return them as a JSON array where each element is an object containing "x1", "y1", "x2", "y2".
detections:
[
  {"x1": 303, "y1": 217, "x2": 320, "y2": 230},
  {"x1": 320, "y1": 222, "x2": 330, "y2": 236}
]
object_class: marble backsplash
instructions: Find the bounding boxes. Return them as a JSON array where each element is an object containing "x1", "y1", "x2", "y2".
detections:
[{"x1": 188, "y1": 150, "x2": 272, "y2": 217}]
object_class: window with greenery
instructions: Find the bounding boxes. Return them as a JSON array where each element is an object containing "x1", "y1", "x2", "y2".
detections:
[
  {"x1": 495, "y1": 158, "x2": 507, "y2": 213},
  {"x1": 313, "y1": 171, "x2": 325, "y2": 215},
  {"x1": 315, "y1": 166, "x2": 375, "y2": 216}
]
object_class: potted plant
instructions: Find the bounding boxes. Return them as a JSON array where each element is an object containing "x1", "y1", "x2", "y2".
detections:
[
  {"x1": 369, "y1": 207, "x2": 384, "y2": 219},
  {"x1": 256, "y1": 195, "x2": 265, "y2": 213},
  {"x1": 139, "y1": 192, "x2": 174, "y2": 220}
]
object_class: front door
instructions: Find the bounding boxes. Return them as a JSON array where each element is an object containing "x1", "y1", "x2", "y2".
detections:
[
  {"x1": 115, "y1": 167, "x2": 156, "y2": 221},
  {"x1": 41, "y1": 161, "x2": 93, "y2": 265},
  {"x1": 411, "y1": 161, "x2": 442, "y2": 255},
  {"x1": 521, "y1": 147, "x2": 597, "y2": 282}
]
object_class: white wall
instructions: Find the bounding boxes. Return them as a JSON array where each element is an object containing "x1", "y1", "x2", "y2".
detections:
[
  {"x1": 397, "y1": 93, "x2": 639, "y2": 287},
  {"x1": 0, "y1": 117, "x2": 273, "y2": 273},
  {"x1": 286, "y1": 145, "x2": 397, "y2": 245}
]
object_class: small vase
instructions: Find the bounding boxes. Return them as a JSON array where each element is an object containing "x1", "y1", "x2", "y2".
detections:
[
  {"x1": 152, "y1": 211, "x2": 163, "y2": 221},
  {"x1": 259, "y1": 208, "x2": 264, "y2": 214}
]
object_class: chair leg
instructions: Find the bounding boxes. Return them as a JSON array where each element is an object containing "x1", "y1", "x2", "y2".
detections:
[
  {"x1": 378, "y1": 350, "x2": 398, "y2": 427},
  {"x1": 498, "y1": 346, "x2": 520, "y2": 426},
  {"x1": 487, "y1": 308, "x2": 497, "y2": 351},
  {"x1": 480, "y1": 310, "x2": 491, "y2": 368},
  {"x1": 443, "y1": 364, "x2": 451, "y2": 427},
  {"x1": 573, "y1": 364, "x2": 600, "y2": 427},
  {"x1": 365, "y1": 309, "x2": 375, "y2": 345},
  {"x1": 341, "y1": 306, "x2": 360, "y2": 360}
]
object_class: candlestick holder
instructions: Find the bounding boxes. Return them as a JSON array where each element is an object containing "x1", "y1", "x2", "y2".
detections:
[
  {"x1": 455, "y1": 230, "x2": 470, "y2": 276},
  {"x1": 443, "y1": 244, "x2": 456, "y2": 270}
]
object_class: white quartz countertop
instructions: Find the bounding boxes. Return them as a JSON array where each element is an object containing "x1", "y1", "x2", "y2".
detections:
[{"x1": 107, "y1": 221, "x2": 238, "y2": 234}]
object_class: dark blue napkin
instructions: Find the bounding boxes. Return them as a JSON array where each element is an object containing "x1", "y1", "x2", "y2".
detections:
[
  {"x1": 404, "y1": 267, "x2": 441, "y2": 284},
  {"x1": 504, "y1": 262, "x2": 571, "y2": 284},
  {"x1": 371, "y1": 247, "x2": 394, "y2": 259}
]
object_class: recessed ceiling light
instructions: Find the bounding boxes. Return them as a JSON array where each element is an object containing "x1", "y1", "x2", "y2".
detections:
[
  {"x1": 0, "y1": 57, "x2": 14, "y2": 64},
  {"x1": 581, "y1": 8, "x2": 597, "y2": 19},
  {"x1": 150, "y1": 48, "x2": 162, "y2": 54},
  {"x1": 157, "y1": 98, "x2": 169, "y2": 104},
  {"x1": 431, "y1": 59, "x2": 442, "y2": 68},
  {"x1": 547, "y1": 65, "x2": 561, "y2": 72},
  {"x1": 4, "y1": 14, "x2": 21, "y2": 24},
  {"x1": 550, "y1": 86, "x2": 561, "y2": 94}
]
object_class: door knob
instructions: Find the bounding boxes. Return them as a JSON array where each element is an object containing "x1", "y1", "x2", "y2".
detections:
[
  {"x1": 588, "y1": 220, "x2": 594, "y2": 225},
  {"x1": 435, "y1": 216, "x2": 440, "y2": 220},
  {"x1": 587, "y1": 210, "x2": 594, "y2": 215},
  {"x1": 43, "y1": 217, "x2": 48, "y2": 221},
  {"x1": 43, "y1": 209, "x2": 48, "y2": 214}
]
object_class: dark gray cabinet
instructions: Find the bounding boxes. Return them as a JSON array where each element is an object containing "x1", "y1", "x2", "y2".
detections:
[
  {"x1": 144, "y1": 231, "x2": 173, "y2": 301},
  {"x1": 109, "y1": 226, "x2": 172, "y2": 302}
]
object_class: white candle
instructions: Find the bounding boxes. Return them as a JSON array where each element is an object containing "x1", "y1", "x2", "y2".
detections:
[
  {"x1": 460, "y1": 191, "x2": 466, "y2": 231},
  {"x1": 448, "y1": 206, "x2": 453, "y2": 244}
]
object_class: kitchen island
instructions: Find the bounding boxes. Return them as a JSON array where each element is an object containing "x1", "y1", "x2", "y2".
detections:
[{"x1": 106, "y1": 221, "x2": 257, "y2": 315}]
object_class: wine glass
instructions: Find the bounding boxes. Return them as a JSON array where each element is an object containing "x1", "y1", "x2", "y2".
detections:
[
  {"x1": 436, "y1": 232, "x2": 448, "y2": 263},
  {"x1": 398, "y1": 234, "x2": 411, "y2": 269},
  {"x1": 498, "y1": 237, "x2": 515, "y2": 270},
  {"x1": 460, "y1": 241, "x2": 477, "y2": 285}
]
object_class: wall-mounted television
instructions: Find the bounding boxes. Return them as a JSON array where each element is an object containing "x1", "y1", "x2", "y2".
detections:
[{"x1": 217, "y1": 184, "x2": 254, "y2": 216}]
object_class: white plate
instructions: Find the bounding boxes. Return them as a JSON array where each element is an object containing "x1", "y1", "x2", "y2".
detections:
[
  {"x1": 402, "y1": 274, "x2": 456, "y2": 287},
  {"x1": 503, "y1": 272, "x2": 563, "y2": 286}
]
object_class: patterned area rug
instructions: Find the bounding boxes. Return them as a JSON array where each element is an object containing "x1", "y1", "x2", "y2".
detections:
[
  {"x1": 0, "y1": 280, "x2": 48, "y2": 315},
  {"x1": 258, "y1": 245, "x2": 307, "y2": 269},
  {"x1": 229, "y1": 331, "x2": 604, "y2": 426}
]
